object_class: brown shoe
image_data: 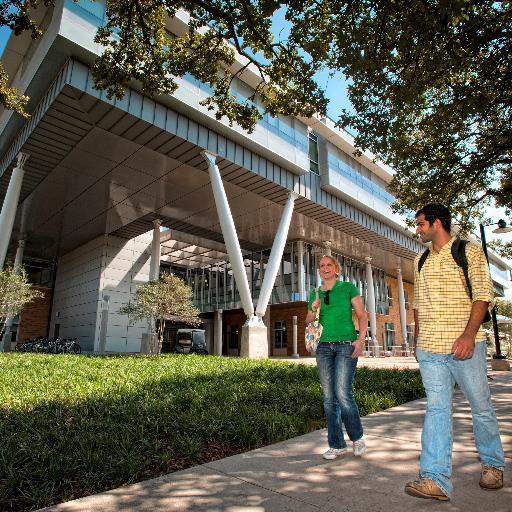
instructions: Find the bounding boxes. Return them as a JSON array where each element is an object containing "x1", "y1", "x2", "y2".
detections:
[
  {"x1": 405, "y1": 478, "x2": 450, "y2": 501},
  {"x1": 479, "y1": 467, "x2": 503, "y2": 490}
]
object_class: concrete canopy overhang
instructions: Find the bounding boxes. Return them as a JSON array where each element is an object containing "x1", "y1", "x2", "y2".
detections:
[{"x1": 0, "y1": 60, "x2": 421, "y2": 282}]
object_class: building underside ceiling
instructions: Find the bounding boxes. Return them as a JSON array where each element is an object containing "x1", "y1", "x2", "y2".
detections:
[{"x1": 0, "y1": 84, "x2": 419, "y2": 282}]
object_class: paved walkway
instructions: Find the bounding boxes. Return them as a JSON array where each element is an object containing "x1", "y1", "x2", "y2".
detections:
[
  {"x1": 272, "y1": 355, "x2": 421, "y2": 370},
  {"x1": 40, "y1": 365, "x2": 511, "y2": 512}
]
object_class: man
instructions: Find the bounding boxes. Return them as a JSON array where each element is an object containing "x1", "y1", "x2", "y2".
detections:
[{"x1": 405, "y1": 203, "x2": 505, "y2": 501}]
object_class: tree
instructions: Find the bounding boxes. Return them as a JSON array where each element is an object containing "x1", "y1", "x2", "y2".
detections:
[
  {"x1": 92, "y1": 0, "x2": 512, "y2": 238},
  {"x1": 324, "y1": 1, "x2": 511, "y2": 239},
  {"x1": 0, "y1": 1, "x2": 55, "y2": 118},
  {"x1": 496, "y1": 298, "x2": 512, "y2": 318},
  {"x1": 91, "y1": 0, "x2": 327, "y2": 132},
  {"x1": 0, "y1": 266, "x2": 43, "y2": 337},
  {"x1": 119, "y1": 272, "x2": 201, "y2": 354},
  {"x1": 2, "y1": 1, "x2": 511, "y2": 250},
  {"x1": 494, "y1": 298, "x2": 512, "y2": 357}
]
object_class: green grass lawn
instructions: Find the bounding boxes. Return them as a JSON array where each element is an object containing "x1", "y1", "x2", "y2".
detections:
[{"x1": 0, "y1": 354, "x2": 424, "y2": 511}]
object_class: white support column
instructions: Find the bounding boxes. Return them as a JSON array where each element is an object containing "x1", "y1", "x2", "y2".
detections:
[
  {"x1": 0, "y1": 153, "x2": 29, "y2": 269},
  {"x1": 263, "y1": 307, "x2": 271, "y2": 355},
  {"x1": 13, "y1": 239, "x2": 25, "y2": 270},
  {"x1": 149, "y1": 219, "x2": 162, "y2": 281},
  {"x1": 1, "y1": 239, "x2": 25, "y2": 351},
  {"x1": 255, "y1": 192, "x2": 298, "y2": 318},
  {"x1": 230, "y1": 268, "x2": 235, "y2": 305},
  {"x1": 397, "y1": 266, "x2": 409, "y2": 354},
  {"x1": 146, "y1": 219, "x2": 162, "y2": 354},
  {"x1": 305, "y1": 245, "x2": 311, "y2": 298},
  {"x1": 297, "y1": 240, "x2": 305, "y2": 301},
  {"x1": 292, "y1": 315, "x2": 299, "y2": 358},
  {"x1": 213, "y1": 309, "x2": 223, "y2": 356},
  {"x1": 365, "y1": 257, "x2": 379, "y2": 356},
  {"x1": 202, "y1": 151, "x2": 254, "y2": 319}
]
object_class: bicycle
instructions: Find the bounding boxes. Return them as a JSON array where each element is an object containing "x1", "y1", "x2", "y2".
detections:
[{"x1": 62, "y1": 337, "x2": 81, "y2": 354}]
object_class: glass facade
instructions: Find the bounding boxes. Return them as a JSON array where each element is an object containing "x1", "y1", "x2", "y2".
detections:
[
  {"x1": 66, "y1": 0, "x2": 106, "y2": 22},
  {"x1": 24, "y1": 259, "x2": 54, "y2": 288},
  {"x1": 309, "y1": 132, "x2": 320, "y2": 175},
  {"x1": 327, "y1": 151, "x2": 394, "y2": 205},
  {"x1": 162, "y1": 241, "x2": 390, "y2": 314},
  {"x1": 384, "y1": 322, "x2": 395, "y2": 350},
  {"x1": 273, "y1": 320, "x2": 288, "y2": 349}
]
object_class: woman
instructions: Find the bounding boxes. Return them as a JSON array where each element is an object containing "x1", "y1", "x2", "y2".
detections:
[{"x1": 306, "y1": 254, "x2": 368, "y2": 460}]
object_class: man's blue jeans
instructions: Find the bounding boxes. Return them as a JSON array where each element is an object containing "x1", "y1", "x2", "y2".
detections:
[
  {"x1": 417, "y1": 341, "x2": 505, "y2": 497},
  {"x1": 316, "y1": 342, "x2": 363, "y2": 449}
]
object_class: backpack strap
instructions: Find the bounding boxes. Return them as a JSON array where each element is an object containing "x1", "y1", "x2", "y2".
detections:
[
  {"x1": 452, "y1": 238, "x2": 491, "y2": 323},
  {"x1": 417, "y1": 249, "x2": 430, "y2": 272},
  {"x1": 418, "y1": 238, "x2": 490, "y2": 323},
  {"x1": 451, "y1": 238, "x2": 472, "y2": 299},
  {"x1": 418, "y1": 239, "x2": 472, "y2": 298}
]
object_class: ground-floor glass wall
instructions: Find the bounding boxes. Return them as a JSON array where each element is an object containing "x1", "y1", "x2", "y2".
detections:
[{"x1": 162, "y1": 241, "x2": 391, "y2": 315}]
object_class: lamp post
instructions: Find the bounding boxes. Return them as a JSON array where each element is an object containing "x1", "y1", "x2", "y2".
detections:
[{"x1": 480, "y1": 219, "x2": 512, "y2": 360}]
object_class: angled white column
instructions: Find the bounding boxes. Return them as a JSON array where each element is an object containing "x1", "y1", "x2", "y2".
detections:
[
  {"x1": 397, "y1": 266, "x2": 409, "y2": 353},
  {"x1": 255, "y1": 192, "x2": 298, "y2": 318},
  {"x1": 0, "y1": 153, "x2": 29, "y2": 269},
  {"x1": 201, "y1": 150, "x2": 254, "y2": 319},
  {"x1": 365, "y1": 257, "x2": 379, "y2": 356},
  {"x1": 213, "y1": 309, "x2": 223, "y2": 356},
  {"x1": 149, "y1": 219, "x2": 162, "y2": 281},
  {"x1": 1, "y1": 239, "x2": 25, "y2": 352}
]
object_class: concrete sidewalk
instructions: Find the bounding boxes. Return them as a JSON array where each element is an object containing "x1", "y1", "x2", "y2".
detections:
[
  {"x1": 273, "y1": 355, "x2": 421, "y2": 370},
  {"x1": 40, "y1": 370, "x2": 511, "y2": 512}
]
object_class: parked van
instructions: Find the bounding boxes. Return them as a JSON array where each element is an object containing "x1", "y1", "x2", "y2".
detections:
[{"x1": 173, "y1": 329, "x2": 208, "y2": 355}]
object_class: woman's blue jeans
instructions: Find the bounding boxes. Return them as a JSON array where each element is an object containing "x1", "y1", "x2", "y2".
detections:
[
  {"x1": 417, "y1": 342, "x2": 504, "y2": 497},
  {"x1": 316, "y1": 342, "x2": 363, "y2": 449}
]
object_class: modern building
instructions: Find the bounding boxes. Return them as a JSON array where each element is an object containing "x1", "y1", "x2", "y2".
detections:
[{"x1": 0, "y1": 0, "x2": 509, "y2": 356}]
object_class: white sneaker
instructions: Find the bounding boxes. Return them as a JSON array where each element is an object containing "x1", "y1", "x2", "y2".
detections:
[
  {"x1": 353, "y1": 437, "x2": 366, "y2": 456},
  {"x1": 322, "y1": 447, "x2": 348, "y2": 460}
]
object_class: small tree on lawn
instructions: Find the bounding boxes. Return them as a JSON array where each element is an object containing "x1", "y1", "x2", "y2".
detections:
[
  {"x1": 494, "y1": 299, "x2": 512, "y2": 358},
  {"x1": 0, "y1": 266, "x2": 43, "y2": 339},
  {"x1": 119, "y1": 272, "x2": 201, "y2": 354}
]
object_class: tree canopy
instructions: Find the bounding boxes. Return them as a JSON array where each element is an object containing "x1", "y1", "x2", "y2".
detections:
[
  {"x1": 1, "y1": 1, "x2": 511, "y2": 247},
  {"x1": 0, "y1": 266, "x2": 43, "y2": 327},
  {"x1": 119, "y1": 272, "x2": 200, "y2": 353},
  {"x1": 0, "y1": 1, "x2": 55, "y2": 117}
]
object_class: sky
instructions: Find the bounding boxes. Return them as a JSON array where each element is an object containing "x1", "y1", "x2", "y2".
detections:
[
  {"x1": 1, "y1": 22, "x2": 511, "y2": 259},
  {"x1": 0, "y1": 25, "x2": 9, "y2": 53}
]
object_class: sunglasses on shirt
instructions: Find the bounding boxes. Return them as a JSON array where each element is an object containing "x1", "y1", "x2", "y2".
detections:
[{"x1": 324, "y1": 289, "x2": 331, "y2": 305}]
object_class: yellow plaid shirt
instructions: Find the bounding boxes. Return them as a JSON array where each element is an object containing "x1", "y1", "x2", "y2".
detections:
[{"x1": 414, "y1": 237, "x2": 494, "y2": 354}]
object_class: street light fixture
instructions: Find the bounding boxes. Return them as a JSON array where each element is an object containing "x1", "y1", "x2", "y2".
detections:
[
  {"x1": 479, "y1": 219, "x2": 512, "y2": 360},
  {"x1": 493, "y1": 219, "x2": 512, "y2": 234}
]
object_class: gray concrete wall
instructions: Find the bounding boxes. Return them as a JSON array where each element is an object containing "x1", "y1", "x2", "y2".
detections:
[
  {"x1": 50, "y1": 231, "x2": 152, "y2": 353},
  {"x1": 50, "y1": 235, "x2": 104, "y2": 351},
  {"x1": 99, "y1": 233, "x2": 152, "y2": 353}
]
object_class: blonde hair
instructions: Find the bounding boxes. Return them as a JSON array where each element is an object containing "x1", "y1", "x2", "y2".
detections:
[{"x1": 319, "y1": 254, "x2": 341, "y2": 277}]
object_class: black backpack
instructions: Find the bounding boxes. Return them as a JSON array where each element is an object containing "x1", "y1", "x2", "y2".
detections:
[{"x1": 418, "y1": 238, "x2": 492, "y2": 323}]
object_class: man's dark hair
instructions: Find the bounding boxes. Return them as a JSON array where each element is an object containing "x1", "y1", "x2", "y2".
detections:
[{"x1": 415, "y1": 203, "x2": 451, "y2": 232}]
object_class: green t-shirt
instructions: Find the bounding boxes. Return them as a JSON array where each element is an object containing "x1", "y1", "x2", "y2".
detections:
[{"x1": 308, "y1": 281, "x2": 360, "y2": 342}]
